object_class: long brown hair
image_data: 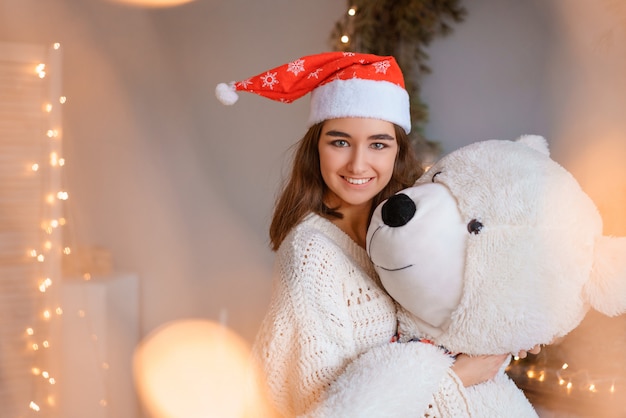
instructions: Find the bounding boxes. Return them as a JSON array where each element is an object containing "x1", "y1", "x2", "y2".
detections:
[{"x1": 269, "y1": 121, "x2": 423, "y2": 251}]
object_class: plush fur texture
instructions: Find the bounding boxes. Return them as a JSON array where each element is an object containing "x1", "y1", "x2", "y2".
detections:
[
  {"x1": 366, "y1": 135, "x2": 626, "y2": 417},
  {"x1": 307, "y1": 342, "x2": 454, "y2": 417}
]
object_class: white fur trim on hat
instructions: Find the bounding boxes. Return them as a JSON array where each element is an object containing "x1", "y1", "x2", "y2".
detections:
[{"x1": 308, "y1": 78, "x2": 411, "y2": 134}]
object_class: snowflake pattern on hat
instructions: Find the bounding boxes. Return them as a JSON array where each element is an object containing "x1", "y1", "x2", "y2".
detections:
[{"x1": 215, "y1": 51, "x2": 412, "y2": 133}]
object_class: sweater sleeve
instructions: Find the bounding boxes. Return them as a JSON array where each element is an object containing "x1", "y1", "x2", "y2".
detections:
[
  {"x1": 252, "y1": 231, "x2": 363, "y2": 416},
  {"x1": 305, "y1": 341, "x2": 456, "y2": 418}
]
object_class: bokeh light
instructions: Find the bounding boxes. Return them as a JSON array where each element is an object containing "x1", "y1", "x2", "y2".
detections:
[
  {"x1": 105, "y1": 0, "x2": 196, "y2": 8},
  {"x1": 133, "y1": 319, "x2": 276, "y2": 418}
]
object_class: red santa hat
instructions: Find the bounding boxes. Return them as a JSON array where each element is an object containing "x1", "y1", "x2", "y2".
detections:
[{"x1": 215, "y1": 51, "x2": 411, "y2": 134}]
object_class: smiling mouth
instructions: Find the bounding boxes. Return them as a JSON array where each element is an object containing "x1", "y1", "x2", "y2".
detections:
[
  {"x1": 375, "y1": 263, "x2": 414, "y2": 272},
  {"x1": 344, "y1": 176, "x2": 373, "y2": 185}
]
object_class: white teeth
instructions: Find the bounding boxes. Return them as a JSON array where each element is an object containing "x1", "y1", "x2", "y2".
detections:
[{"x1": 345, "y1": 177, "x2": 371, "y2": 185}]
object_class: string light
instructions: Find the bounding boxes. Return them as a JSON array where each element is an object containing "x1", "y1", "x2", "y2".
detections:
[
  {"x1": 36, "y1": 63, "x2": 46, "y2": 78},
  {"x1": 333, "y1": 4, "x2": 358, "y2": 50},
  {"x1": 21, "y1": 42, "x2": 68, "y2": 414},
  {"x1": 508, "y1": 356, "x2": 626, "y2": 408}
]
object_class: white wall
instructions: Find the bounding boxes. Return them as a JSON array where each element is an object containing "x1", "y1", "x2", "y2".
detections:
[
  {"x1": 422, "y1": 0, "x2": 554, "y2": 149},
  {"x1": 2, "y1": 0, "x2": 625, "y2": 350},
  {"x1": 422, "y1": 0, "x2": 626, "y2": 235},
  {"x1": 0, "y1": 0, "x2": 345, "y2": 344}
]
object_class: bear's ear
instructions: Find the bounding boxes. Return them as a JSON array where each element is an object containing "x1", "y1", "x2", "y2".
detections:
[
  {"x1": 515, "y1": 134, "x2": 550, "y2": 157},
  {"x1": 584, "y1": 236, "x2": 626, "y2": 317}
]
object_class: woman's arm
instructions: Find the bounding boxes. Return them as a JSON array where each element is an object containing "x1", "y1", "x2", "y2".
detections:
[{"x1": 451, "y1": 353, "x2": 510, "y2": 387}]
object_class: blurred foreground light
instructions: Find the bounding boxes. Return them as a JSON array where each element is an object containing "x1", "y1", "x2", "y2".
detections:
[
  {"x1": 133, "y1": 319, "x2": 276, "y2": 418},
  {"x1": 105, "y1": 0, "x2": 196, "y2": 7}
]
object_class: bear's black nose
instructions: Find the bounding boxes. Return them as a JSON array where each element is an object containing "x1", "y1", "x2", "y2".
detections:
[{"x1": 381, "y1": 193, "x2": 416, "y2": 227}]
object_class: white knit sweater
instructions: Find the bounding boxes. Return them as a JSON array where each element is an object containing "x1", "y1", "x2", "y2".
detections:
[{"x1": 252, "y1": 214, "x2": 469, "y2": 417}]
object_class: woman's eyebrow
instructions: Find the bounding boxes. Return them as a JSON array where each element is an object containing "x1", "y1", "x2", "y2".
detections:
[
  {"x1": 324, "y1": 130, "x2": 350, "y2": 138},
  {"x1": 369, "y1": 134, "x2": 395, "y2": 141},
  {"x1": 323, "y1": 130, "x2": 394, "y2": 141}
]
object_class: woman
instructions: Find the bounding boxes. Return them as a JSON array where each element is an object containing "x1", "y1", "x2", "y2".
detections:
[{"x1": 216, "y1": 52, "x2": 535, "y2": 417}]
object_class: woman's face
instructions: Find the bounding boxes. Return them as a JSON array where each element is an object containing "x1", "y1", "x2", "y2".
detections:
[{"x1": 318, "y1": 117, "x2": 398, "y2": 212}]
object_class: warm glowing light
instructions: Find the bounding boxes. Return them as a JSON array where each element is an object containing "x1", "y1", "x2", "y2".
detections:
[
  {"x1": 134, "y1": 319, "x2": 276, "y2": 418},
  {"x1": 561, "y1": 363, "x2": 569, "y2": 370},
  {"x1": 538, "y1": 372, "x2": 545, "y2": 382},
  {"x1": 340, "y1": 35, "x2": 350, "y2": 44},
  {"x1": 53, "y1": 43, "x2": 60, "y2": 49},
  {"x1": 59, "y1": 96, "x2": 66, "y2": 104},
  {"x1": 42, "y1": 371, "x2": 49, "y2": 379},
  {"x1": 348, "y1": 7, "x2": 356, "y2": 16},
  {"x1": 50, "y1": 152, "x2": 58, "y2": 166},
  {"x1": 558, "y1": 378, "x2": 565, "y2": 385},
  {"x1": 42, "y1": 340, "x2": 50, "y2": 348},
  {"x1": 57, "y1": 191, "x2": 68, "y2": 200},
  {"x1": 50, "y1": 219, "x2": 59, "y2": 228},
  {"x1": 84, "y1": 273, "x2": 92, "y2": 281},
  {"x1": 32, "y1": 163, "x2": 39, "y2": 171},
  {"x1": 44, "y1": 241, "x2": 52, "y2": 250},
  {"x1": 589, "y1": 383, "x2": 597, "y2": 392},
  {"x1": 567, "y1": 381, "x2": 573, "y2": 390},
  {"x1": 37, "y1": 254, "x2": 45, "y2": 262},
  {"x1": 32, "y1": 343, "x2": 39, "y2": 351},
  {"x1": 58, "y1": 218, "x2": 66, "y2": 225},
  {"x1": 63, "y1": 247, "x2": 71, "y2": 255},
  {"x1": 55, "y1": 307, "x2": 63, "y2": 315},
  {"x1": 26, "y1": 328, "x2": 34, "y2": 335},
  {"x1": 526, "y1": 370, "x2": 536, "y2": 379},
  {"x1": 43, "y1": 310, "x2": 51, "y2": 319},
  {"x1": 44, "y1": 103, "x2": 52, "y2": 112},
  {"x1": 58, "y1": 158, "x2": 65, "y2": 166},
  {"x1": 29, "y1": 401, "x2": 40, "y2": 411},
  {"x1": 46, "y1": 194, "x2": 55, "y2": 204},
  {"x1": 611, "y1": 383, "x2": 616, "y2": 393},
  {"x1": 49, "y1": 377, "x2": 56, "y2": 384},
  {"x1": 106, "y1": 0, "x2": 196, "y2": 7},
  {"x1": 46, "y1": 129, "x2": 58, "y2": 138},
  {"x1": 32, "y1": 367, "x2": 41, "y2": 375},
  {"x1": 36, "y1": 63, "x2": 46, "y2": 78}
]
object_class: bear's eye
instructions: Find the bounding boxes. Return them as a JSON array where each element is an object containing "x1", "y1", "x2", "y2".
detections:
[
  {"x1": 431, "y1": 171, "x2": 442, "y2": 182},
  {"x1": 467, "y1": 219, "x2": 483, "y2": 235}
]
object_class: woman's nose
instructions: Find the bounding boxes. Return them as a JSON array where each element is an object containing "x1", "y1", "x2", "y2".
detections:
[{"x1": 347, "y1": 147, "x2": 367, "y2": 173}]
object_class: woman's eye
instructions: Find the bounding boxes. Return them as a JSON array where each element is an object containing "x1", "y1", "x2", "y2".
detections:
[
  {"x1": 331, "y1": 139, "x2": 349, "y2": 147},
  {"x1": 371, "y1": 142, "x2": 386, "y2": 150}
]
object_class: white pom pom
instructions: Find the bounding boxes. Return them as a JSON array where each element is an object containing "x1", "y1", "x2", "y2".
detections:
[{"x1": 215, "y1": 82, "x2": 239, "y2": 105}]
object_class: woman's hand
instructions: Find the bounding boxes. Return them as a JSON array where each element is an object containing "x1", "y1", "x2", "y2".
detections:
[
  {"x1": 516, "y1": 344, "x2": 542, "y2": 359},
  {"x1": 451, "y1": 353, "x2": 509, "y2": 387}
]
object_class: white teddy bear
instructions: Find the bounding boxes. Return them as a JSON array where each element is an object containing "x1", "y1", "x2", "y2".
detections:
[{"x1": 365, "y1": 135, "x2": 626, "y2": 417}]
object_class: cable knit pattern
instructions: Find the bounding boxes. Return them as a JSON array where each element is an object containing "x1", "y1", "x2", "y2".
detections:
[
  {"x1": 430, "y1": 369, "x2": 472, "y2": 417},
  {"x1": 252, "y1": 213, "x2": 399, "y2": 416}
]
